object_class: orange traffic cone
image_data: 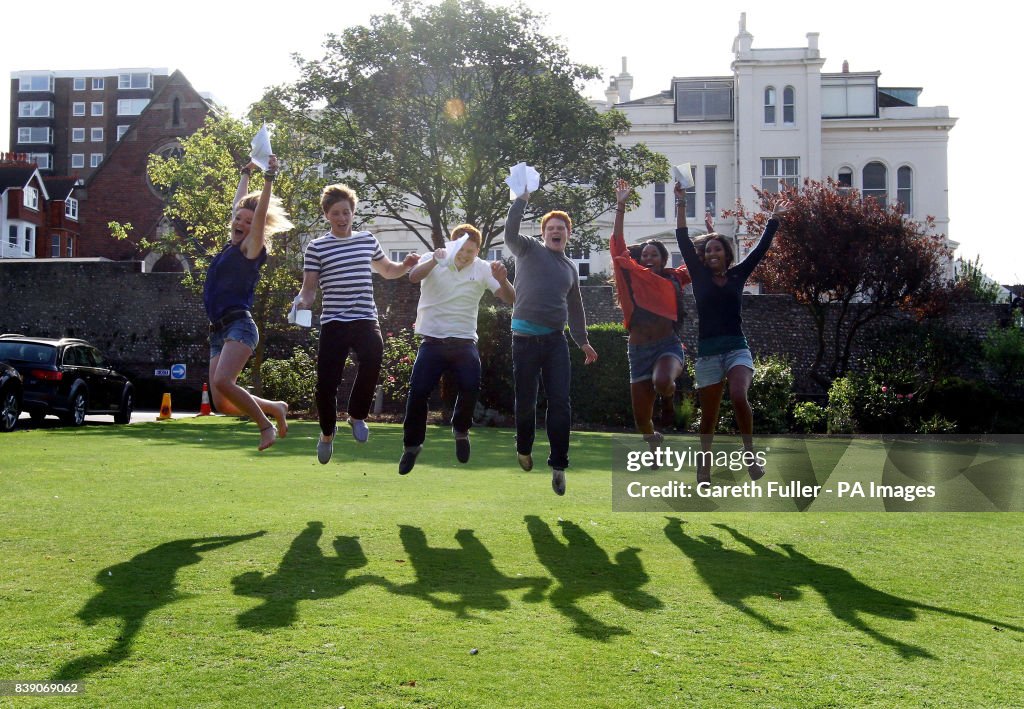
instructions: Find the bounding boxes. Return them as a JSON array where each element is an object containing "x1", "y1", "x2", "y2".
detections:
[
  {"x1": 157, "y1": 392, "x2": 173, "y2": 420},
  {"x1": 197, "y1": 383, "x2": 213, "y2": 416}
]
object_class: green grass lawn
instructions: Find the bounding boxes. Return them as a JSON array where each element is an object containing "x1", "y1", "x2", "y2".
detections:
[{"x1": 1, "y1": 418, "x2": 1022, "y2": 707}]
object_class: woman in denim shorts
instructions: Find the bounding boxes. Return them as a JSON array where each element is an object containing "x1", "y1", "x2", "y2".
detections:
[
  {"x1": 674, "y1": 180, "x2": 789, "y2": 484},
  {"x1": 202, "y1": 155, "x2": 293, "y2": 451},
  {"x1": 609, "y1": 179, "x2": 691, "y2": 451}
]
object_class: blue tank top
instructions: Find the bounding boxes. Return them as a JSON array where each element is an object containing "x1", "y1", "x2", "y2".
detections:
[{"x1": 203, "y1": 242, "x2": 267, "y2": 321}]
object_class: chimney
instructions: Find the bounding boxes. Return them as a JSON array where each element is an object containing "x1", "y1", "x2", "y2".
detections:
[
  {"x1": 616, "y1": 56, "x2": 633, "y2": 103},
  {"x1": 605, "y1": 78, "x2": 619, "y2": 107},
  {"x1": 733, "y1": 12, "x2": 754, "y2": 55},
  {"x1": 842, "y1": 60, "x2": 849, "y2": 73}
]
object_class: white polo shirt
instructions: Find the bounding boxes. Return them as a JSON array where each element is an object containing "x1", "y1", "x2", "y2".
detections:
[{"x1": 414, "y1": 255, "x2": 501, "y2": 341}]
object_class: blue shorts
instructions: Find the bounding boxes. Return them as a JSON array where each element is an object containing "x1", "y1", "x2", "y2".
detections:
[
  {"x1": 209, "y1": 316, "x2": 259, "y2": 358},
  {"x1": 694, "y1": 348, "x2": 754, "y2": 388},
  {"x1": 628, "y1": 335, "x2": 686, "y2": 384}
]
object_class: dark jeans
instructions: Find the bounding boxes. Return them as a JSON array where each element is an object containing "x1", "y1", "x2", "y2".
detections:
[
  {"x1": 512, "y1": 331, "x2": 572, "y2": 469},
  {"x1": 402, "y1": 338, "x2": 481, "y2": 448},
  {"x1": 316, "y1": 319, "x2": 383, "y2": 437}
]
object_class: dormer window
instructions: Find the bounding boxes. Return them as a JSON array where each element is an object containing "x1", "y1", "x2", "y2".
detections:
[{"x1": 23, "y1": 186, "x2": 39, "y2": 210}]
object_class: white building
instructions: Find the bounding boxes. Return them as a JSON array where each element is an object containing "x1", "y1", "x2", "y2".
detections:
[{"x1": 591, "y1": 14, "x2": 957, "y2": 280}]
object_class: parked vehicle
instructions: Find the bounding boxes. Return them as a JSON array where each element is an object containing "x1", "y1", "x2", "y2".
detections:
[
  {"x1": 0, "y1": 361, "x2": 22, "y2": 432},
  {"x1": 0, "y1": 335, "x2": 134, "y2": 426}
]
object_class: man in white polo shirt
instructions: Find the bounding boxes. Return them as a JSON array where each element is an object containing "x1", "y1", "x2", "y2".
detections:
[{"x1": 399, "y1": 224, "x2": 515, "y2": 475}]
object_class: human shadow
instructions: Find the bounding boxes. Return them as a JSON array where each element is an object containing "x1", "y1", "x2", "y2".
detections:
[
  {"x1": 232, "y1": 522, "x2": 384, "y2": 630},
  {"x1": 52, "y1": 531, "x2": 265, "y2": 680},
  {"x1": 665, "y1": 518, "x2": 1023, "y2": 658},
  {"x1": 387, "y1": 526, "x2": 549, "y2": 620},
  {"x1": 524, "y1": 515, "x2": 663, "y2": 641}
]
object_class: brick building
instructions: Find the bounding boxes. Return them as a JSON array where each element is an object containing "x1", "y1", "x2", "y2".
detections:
[{"x1": 0, "y1": 153, "x2": 81, "y2": 259}]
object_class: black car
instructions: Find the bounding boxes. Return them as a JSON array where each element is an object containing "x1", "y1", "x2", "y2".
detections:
[
  {"x1": 0, "y1": 335, "x2": 134, "y2": 426},
  {"x1": 0, "y1": 361, "x2": 22, "y2": 432}
]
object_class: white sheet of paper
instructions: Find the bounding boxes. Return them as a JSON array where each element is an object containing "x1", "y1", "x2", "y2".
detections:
[
  {"x1": 250, "y1": 125, "x2": 273, "y2": 171},
  {"x1": 505, "y1": 162, "x2": 540, "y2": 199},
  {"x1": 672, "y1": 162, "x2": 695, "y2": 189},
  {"x1": 287, "y1": 296, "x2": 312, "y2": 327},
  {"x1": 436, "y1": 233, "x2": 472, "y2": 268}
]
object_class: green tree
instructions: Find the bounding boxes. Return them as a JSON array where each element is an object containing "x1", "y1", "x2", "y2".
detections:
[
  {"x1": 953, "y1": 256, "x2": 1004, "y2": 303},
  {"x1": 268, "y1": 0, "x2": 667, "y2": 252},
  {"x1": 112, "y1": 114, "x2": 325, "y2": 392}
]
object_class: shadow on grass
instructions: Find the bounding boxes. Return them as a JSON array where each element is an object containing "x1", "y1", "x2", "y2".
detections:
[
  {"x1": 232, "y1": 522, "x2": 384, "y2": 630},
  {"x1": 52, "y1": 532, "x2": 265, "y2": 680},
  {"x1": 664, "y1": 518, "x2": 1023, "y2": 658},
  {"x1": 386, "y1": 526, "x2": 550, "y2": 619},
  {"x1": 524, "y1": 515, "x2": 663, "y2": 641}
]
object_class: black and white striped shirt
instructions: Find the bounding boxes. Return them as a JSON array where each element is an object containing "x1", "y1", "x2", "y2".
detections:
[{"x1": 303, "y1": 230, "x2": 385, "y2": 324}]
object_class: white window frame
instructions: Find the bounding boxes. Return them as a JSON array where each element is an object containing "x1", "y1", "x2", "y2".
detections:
[
  {"x1": 19, "y1": 100, "x2": 52, "y2": 118},
  {"x1": 19, "y1": 75, "x2": 53, "y2": 92},
  {"x1": 71, "y1": 128, "x2": 86, "y2": 143},
  {"x1": 66, "y1": 236, "x2": 74, "y2": 258},
  {"x1": 761, "y1": 157, "x2": 800, "y2": 193},
  {"x1": 24, "y1": 225, "x2": 36, "y2": 254},
  {"x1": 65, "y1": 198, "x2": 79, "y2": 220},
  {"x1": 91, "y1": 102, "x2": 104, "y2": 116},
  {"x1": 8, "y1": 225, "x2": 18, "y2": 248},
  {"x1": 73, "y1": 77, "x2": 86, "y2": 91},
  {"x1": 23, "y1": 186, "x2": 39, "y2": 210},
  {"x1": 28, "y1": 153, "x2": 52, "y2": 170},
  {"x1": 71, "y1": 154, "x2": 85, "y2": 169},
  {"x1": 51, "y1": 234, "x2": 61, "y2": 258},
  {"x1": 704, "y1": 165, "x2": 717, "y2": 217},
  {"x1": 116, "y1": 124, "x2": 131, "y2": 140},
  {"x1": 117, "y1": 98, "x2": 149, "y2": 116},
  {"x1": 91, "y1": 127, "x2": 104, "y2": 142},
  {"x1": 486, "y1": 248, "x2": 503, "y2": 261},
  {"x1": 118, "y1": 72, "x2": 152, "y2": 89},
  {"x1": 764, "y1": 86, "x2": 776, "y2": 125},
  {"x1": 90, "y1": 153, "x2": 104, "y2": 168},
  {"x1": 18, "y1": 127, "x2": 53, "y2": 144},
  {"x1": 654, "y1": 181, "x2": 666, "y2": 220},
  {"x1": 897, "y1": 166, "x2": 913, "y2": 216},
  {"x1": 862, "y1": 161, "x2": 888, "y2": 208},
  {"x1": 390, "y1": 250, "x2": 414, "y2": 262},
  {"x1": 92, "y1": 77, "x2": 105, "y2": 90},
  {"x1": 72, "y1": 101, "x2": 86, "y2": 116},
  {"x1": 783, "y1": 86, "x2": 796, "y2": 124}
]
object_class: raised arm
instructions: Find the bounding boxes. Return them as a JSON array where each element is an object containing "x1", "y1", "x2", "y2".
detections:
[
  {"x1": 610, "y1": 178, "x2": 629, "y2": 258},
  {"x1": 231, "y1": 161, "x2": 255, "y2": 221},
  {"x1": 239, "y1": 156, "x2": 277, "y2": 260},
  {"x1": 673, "y1": 181, "x2": 703, "y2": 275},
  {"x1": 409, "y1": 249, "x2": 445, "y2": 284},
  {"x1": 732, "y1": 198, "x2": 790, "y2": 280},
  {"x1": 503, "y1": 194, "x2": 534, "y2": 257}
]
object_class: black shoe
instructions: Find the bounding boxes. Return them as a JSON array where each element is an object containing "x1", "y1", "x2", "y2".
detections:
[
  {"x1": 399, "y1": 446, "x2": 421, "y2": 475},
  {"x1": 454, "y1": 430, "x2": 470, "y2": 464},
  {"x1": 517, "y1": 453, "x2": 533, "y2": 472},
  {"x1": 551, "y1": 468, "x2": 566, "y2": 496}
]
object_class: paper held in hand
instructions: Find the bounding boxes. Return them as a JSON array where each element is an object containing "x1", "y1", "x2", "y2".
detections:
[
  {"x1": 505, "y1": 162, "x2": 540, "y2": 199},
  {"x1": 287, "y1": 297, "x2": 312, "y2": 327},
  {"x1": 672, "y1": 162, "x2": 695, "y2": 189},
  {"x1": 250, "y1": 124, "x2": 273, "y2": 171},
  {"x1": 435, "y1": 233, "x2": 472, "y2": 268}
]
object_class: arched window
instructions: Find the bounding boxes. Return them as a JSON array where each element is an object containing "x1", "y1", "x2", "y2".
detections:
[
  {"x1": 897, "y1": 166, "x2": 913, "y2": 215},
  {"x1": 862, "y1": 162, "x2": 887, "y2": 208},
  {"x1": 172, "y1": 97, "x2": 181, "y2": 126},
  {"x1": 764, "y1": 87, "x2": 776, "y2": 124},
  {"x1": 837, "y1": 167, "x2": 853, "y2": 194},
  {"x1": 783, "y1": 86, "x2": 795, "y2": 124}
]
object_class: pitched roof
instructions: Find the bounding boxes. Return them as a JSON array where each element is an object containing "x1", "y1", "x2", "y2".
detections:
[
  {"x1": 0, "y1": 166, "x2": 37, "y2": 192},
  {"x1": 42, "y1": 176, "x2": 79, "y2": 201}
]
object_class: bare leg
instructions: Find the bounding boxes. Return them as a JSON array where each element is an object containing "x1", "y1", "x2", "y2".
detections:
[
  {"x1": 726, "y1": 365, "x2": 762, "y2": 479},
  {"x1": 697, "y1": 381, "x2": 725, "y2": 483},
  {"x1": 209, "y1": 341, "x2": 279, "y2": 450},
  {"x1": 630, "y1": 381, "x2": 657, "y2": 436}
]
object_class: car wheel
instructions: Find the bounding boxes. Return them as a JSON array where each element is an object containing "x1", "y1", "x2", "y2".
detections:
[
  {"x1": 0, "y1": 386, "x2": 20, "y2": 432},
  {"x1": 62, "y1": 389, "x2": 88, "y2": 427},
  {"x1": 114, "y1": 388, "x2": 133, "y2": 425}
]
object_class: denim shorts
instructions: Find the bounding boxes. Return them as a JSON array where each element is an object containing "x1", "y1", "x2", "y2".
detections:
[
  {"x1": 694, "y1": 348, "x2": 754, "y2": 388},
  {"x1": 628, "y1": 335, "x2": 686, "y2": 384},
  {"x1": 209, "y1": 316, "x2": 259, "y2": 358}
]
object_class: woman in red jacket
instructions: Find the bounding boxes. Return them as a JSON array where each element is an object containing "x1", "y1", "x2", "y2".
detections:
[{"x1": 609, "y1": 179, "x2": 691, "y2": 450}]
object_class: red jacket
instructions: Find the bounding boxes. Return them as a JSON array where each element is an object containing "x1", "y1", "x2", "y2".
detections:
[{"x1": 610, "y1": 231, "x2": 691, "y2": 330}]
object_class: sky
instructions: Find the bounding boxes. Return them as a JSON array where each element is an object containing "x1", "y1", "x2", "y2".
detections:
[{"x1": 3, "y1": 0, "x2": 1020, "y2": 283}]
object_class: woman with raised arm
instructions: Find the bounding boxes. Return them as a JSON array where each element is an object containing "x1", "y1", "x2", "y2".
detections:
[
  {"x1": 609, "y1": 179, "x2": 691, "y2": 451},
  {"x1": 674, "y1": 181, "x2": 788, "y2": 484},
  {"x1": 203, "y1": 156, "x2": 293, "y2": 451}
]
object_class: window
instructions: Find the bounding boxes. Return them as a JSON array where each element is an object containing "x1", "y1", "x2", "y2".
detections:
[
  {"x1": 654, "y1": 182, "x2": 666, "y2": 219},
  {"x1": 24, "y1": 226, "x2": 35, "y2": 253},
  {"x1": 764, "y1": 87, "x2": 776, "y2": 124},
  {"x1": 118, "y1": 72, "x2": 152, "y2": 89},
  {"x1": 822, "y1": 78, "x2": 877, "y2": 118},
  {"x1": 116, "y1": 124, "x2": 131, "y2": 140},
  {"x1": 18, "y1": 127, "x2": 53, "y2": 144},
  {"x1": 73, "y1": 78, "x2": 86, "y2": 91},
  {"x1": 684, "y1": 166, "x2": 697, "y2": 219},
  {"x1": 67, "y1": 235, "x2": 74, "y2": 258},
  {"x1": 28, "y1": 153, "x2": 52, "y2": 170},
  {"x1": 761, "y1": 158, "x2": 800, "y2": 192},
  {"x1": 65, "y1": 198, "x2": 79, "y2": 220},
  {"x1": 90, "y1": 153, "x2": 104, "y2": 168},
  {"x1": 897, "y1": 166, "x2": 913, "y2": 215},
  {"x1": 19, "y1": 100, "x2": 52, "y2": 117},
  {"x1": 72, "y1": 128, "x2": 85, "y2": 142},
  {"x1": 91, "y1": 127, "x2": 104, "y2": 142},
  {"x1": 72, "y1": 102, "x2": 86, "y2": 116},
  {"x1": 92, "y1": 77, "x2": 105, "y2": 90},
  {"x1": 23, "y1": 187, "x2": 39, "y2": 210},
  {"x1": 71, "y1": 154, "x2": 85, "y2": 169},
  {"x1": 486, "y1": 248, "x2": 503, "y2": 261},
  {"x1": 675, "y1": 80, "x2": 733, "y2": 121},
  {"x1": 91, "y1": 102, "x2": 104, "y2": 116},
  {"x1": 390, "y1": 250, "x2": 414, "y2": 262},
  {"x1": 862, "y1": 162, "x2": 887, "y2": 207},
  {"x1": 567, "y1": 247, "x2": 591, "y2": 279},
  {"x1": 19, "y1": 74, "x2": 53, "y2": 92},
  {"x1": 52, "y1": 235, "x2": 61, "y2": 258},
  {"x1": 117, "y1": 98, "x2": 149, "y2": 115},
  {"x1": 8, "y1": 226, "x2": 17, "y2": 248},
  {"x1": 837, "y1": 167, "x2": 853, "y2": 194},
  {"x1": 704, "y1": 165, "x2": 717, "y2": 217},
  {"x1": 783, "y1": 86, "x2": 795, "y2": 124}
]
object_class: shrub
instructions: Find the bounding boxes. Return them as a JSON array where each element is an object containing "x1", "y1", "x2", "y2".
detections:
[
  {"x1": 982, "y1": 325, "x2": 1024, "y2": 384},
  {"x1": 827, "y1": 376, "x2": 856, "y2": 433},
  {"x1": 853, "y1": 374, "x2": 920, "y2": 433},
  {"x1": 241, "y1": 347, "x2": 317, "y2": 412},
  {"x1": 569, "y1": 323, "x2": 632, "y2": 427},
  {"x1": 917, "y1": 413, "x2": 957, "y2": 434},
  {"x1": 477, "y1": 306, "x2": 515, "y2": 414},
  {"x1": 793, "y1": 401, "x2": 826, "y2": 433},
  {"x1": 379, "y1": 328, "x2": 419, "y2": 402},
  {"x1": 748, "y1": 354, "x2": 794, "y2": 433},
  {"x1": 918, "y1": 376, "x2": 1003, "y2": 434}
]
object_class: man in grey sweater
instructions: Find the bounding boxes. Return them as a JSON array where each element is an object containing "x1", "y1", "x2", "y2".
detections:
[{"x1": 504, "y1": 190, "x2": 598, "y2": 495}]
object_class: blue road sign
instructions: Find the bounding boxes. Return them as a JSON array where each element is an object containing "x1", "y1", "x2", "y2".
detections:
[{"x1": 170, "y1": 363, "x2": 187, "y2": 381}]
